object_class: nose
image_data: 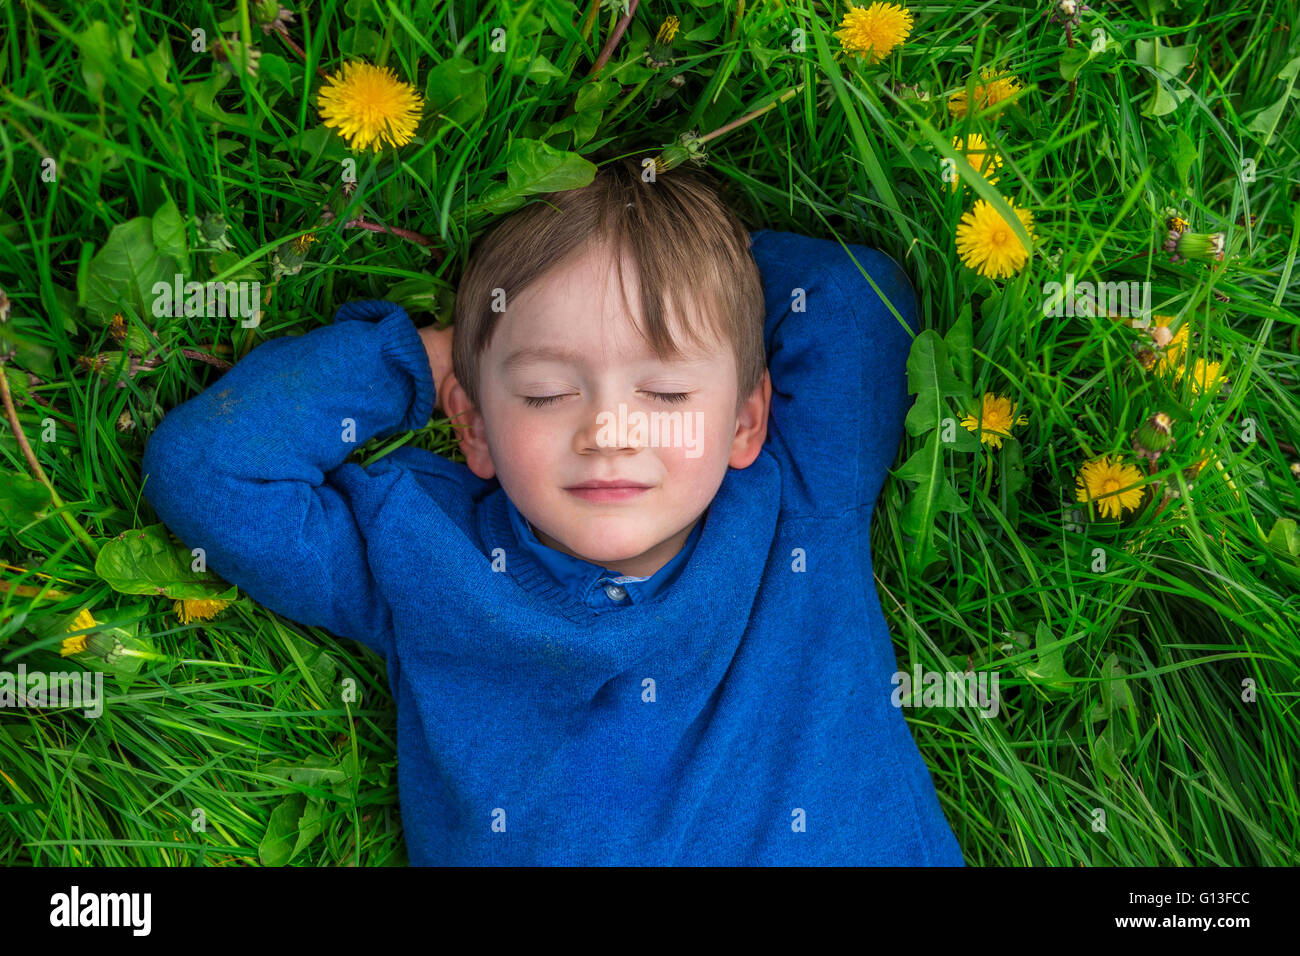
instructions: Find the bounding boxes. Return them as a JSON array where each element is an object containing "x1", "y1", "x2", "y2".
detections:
[{"x1": 574, "y1": 392, "x2": 646, "y2": 454}]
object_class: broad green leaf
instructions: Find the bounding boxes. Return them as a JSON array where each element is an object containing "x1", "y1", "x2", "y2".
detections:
[
  {"x1": 95, "y1": 523, "x2": 238, "y2": 600},
  {"x1": 473, "y1": 138, "x2": 598, "y2": 216},
  {"x1": 80, "y1": 217, "x2": 181, "y2": 323},
  {"x1": 151, "y1": 198, "x2": 188, "y2": 261},
  {"x1": 259, "y1": 792, "x2": 307, "y2": 866},
  {"x1": 425, "y1": 56, "x2": 488, "y2": 131},
  {"x1": 903, "y1": 330, "x2": 969, "y2": 437},
  {"x1": 291, "y1": 797, "x2": 324, "y2": 860},
  {"x1": 1267, "y1": 517, "x2": 1300, "y2": 557},
  {"x1": 1019, "y1": 620, "x2": 1073, "y2": 692},
  {"x1": 944, "y1": 304, "x2": 973, "y2": 385},
  {"x1": 1135, "y1": 39, "x2": 1196, "y2": 117},
  {"x1": 386, "y1": 276, "x2": 456, "y2": 317},
  {"x1": 0, "y1": 471, "x2": 52, "y2": 532},
  {"x1": 1059, "y1": 46, "x2": 1089, "y2": 81},
  {"x1": 894, "y1": 432, "x2": 968, "y2": 573},
  {"x1": 1247, "y1": 57, "x2": 1300, "y2": 143}
]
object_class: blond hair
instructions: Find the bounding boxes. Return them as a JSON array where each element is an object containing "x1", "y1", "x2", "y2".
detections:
[{"x1": 451, "y1": 154, "x2": 765, "y2": 414}]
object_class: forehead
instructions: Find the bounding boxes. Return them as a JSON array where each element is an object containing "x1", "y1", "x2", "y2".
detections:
[{"x1": 491, "y1": 243, "x2": 724, "y2": 365}]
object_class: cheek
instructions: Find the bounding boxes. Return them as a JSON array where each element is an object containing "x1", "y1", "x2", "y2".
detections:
[{"x1": 491, "y1": 411, "x2": 561, "y2": 474}]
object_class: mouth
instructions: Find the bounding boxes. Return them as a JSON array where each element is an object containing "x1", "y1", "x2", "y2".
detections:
[{"x1": 565, "y1": 480, "x2": 653, "y2": 502}]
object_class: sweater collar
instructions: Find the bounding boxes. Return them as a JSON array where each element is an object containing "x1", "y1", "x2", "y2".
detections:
[{"x1": 504, "y1": 495, "x2": 705, "y2": 609}]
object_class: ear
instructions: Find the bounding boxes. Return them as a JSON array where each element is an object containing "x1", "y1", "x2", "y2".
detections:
[
  {"x1": 728, "y1": 367, "x2": 771, "y2": 469},
  {"x1": 439, "y1": 374, "x2": 496, "y2": 480}
]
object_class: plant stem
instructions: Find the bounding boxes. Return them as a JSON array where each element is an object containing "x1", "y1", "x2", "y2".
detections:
[{"x1": 0, "y1": 362, "x2": 100, "y2": 559}]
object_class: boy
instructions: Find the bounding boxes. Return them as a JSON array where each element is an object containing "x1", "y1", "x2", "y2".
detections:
[{"x1": 140, "y1": 156, "x2": 964, "y2": 865}]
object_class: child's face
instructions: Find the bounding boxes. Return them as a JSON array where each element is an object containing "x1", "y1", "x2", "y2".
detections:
[{"x1": 463, "y1": 242, "x2": 769, "y2": 579}]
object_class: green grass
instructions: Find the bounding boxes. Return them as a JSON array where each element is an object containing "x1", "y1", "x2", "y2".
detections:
[{"x1": 2, "y1": 0, "x2": 1298, "y2": 865}]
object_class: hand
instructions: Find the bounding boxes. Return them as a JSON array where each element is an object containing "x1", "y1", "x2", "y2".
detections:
[{"x1": 418, "y1": 324, "x2": 457, "y2": 413}]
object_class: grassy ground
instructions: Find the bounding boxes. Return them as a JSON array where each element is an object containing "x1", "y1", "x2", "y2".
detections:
[{"x1": 2, "y1": 0, "x2": 1297, "y2": 865}]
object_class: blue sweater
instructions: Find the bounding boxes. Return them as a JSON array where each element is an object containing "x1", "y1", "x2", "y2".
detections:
[{"x1": 140, "y1": 228, "x2": 965, "y2": 866}]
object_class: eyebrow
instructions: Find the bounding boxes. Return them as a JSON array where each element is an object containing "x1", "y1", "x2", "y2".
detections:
[{"x1": 501, "y1": 345, "x2": 591, "y2": 372}]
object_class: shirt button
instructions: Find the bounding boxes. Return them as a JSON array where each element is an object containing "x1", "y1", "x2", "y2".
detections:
[{"x1": 604, "y1": 584, "x2": 627, "y2": 602}]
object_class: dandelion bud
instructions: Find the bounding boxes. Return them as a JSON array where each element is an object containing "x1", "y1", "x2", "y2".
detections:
[
  {"x1": 1291, "y1": 462, "x2": 1300, "y2": 480},
  {"x1": 271, "y1": 234, "x2": 316, "y2": 279},
  {"x1": 1167, "y1": 229, "x2": 1225, "y2": 264},
  {"x1": 1132, "y1": 411, "x2": 1176, "y2": 464},
  {"x1": 213, "y1": 35, "x2": 261, "y2": 78},
  {"x1": 0, "y1": 287, "x2": 10, "y2": 322},
  {"x1": 255, "y1": 3, "x2": 297, "y2": 35},
  {"x1": 652, "y1": 131, "x2": 706, "y2": 174},
  {"x1": 197, "y1": 213, "x2": 234, "y2": 252},
  {"x1": 646, "y1": 15, "x2": 679, "y2": 69}
]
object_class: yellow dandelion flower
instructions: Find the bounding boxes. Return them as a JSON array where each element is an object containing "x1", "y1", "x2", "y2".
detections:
[
  {"x1": 317, "y1": 60, "x2": 424, "y2": 152},
  {"x1": 1153, "y1": 322, "x2": 1190, "y2": 375},
  {"x1": 955, "y1": 198, "x2": 1035, "y2": 279},
  {"x1": 656, "y1": 15, "x2": 680, "y2": 45},
  {"x1": 961, "y1": 392, "x2": 1028, "y2": 449},
  {"x1": 174, "y1": 597, "x2": 232, "y2": 625},
  {"x1": 949, "y1": 133, "x2": 1002, "y2": 193},
  {"x1": 948, "y1": 67, "x2": 1022, "y2": 118},
  {"x1": 1177, "y1": 357, "x2": 1226, "y2": 396},
  {"x1": 1076, "y1": 454, "x2": 1146, "y2": 519},
  {"x1": 60, "y1": 607, "x2": 98, "y2": 657},
  {"x1": 835, "y1": 2, "x2": 914, "y2": 64},
  {"x1": 292, "y1": 233, "x2": 317, "y2": 255}
]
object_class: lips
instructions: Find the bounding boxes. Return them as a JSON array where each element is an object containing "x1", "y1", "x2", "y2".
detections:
[
  {"x1": 567, "y1": 480, "x2": 652, "y2": 490},
  {"x1": 565, "y1": 479, "x2": 653, "y2": 502}
]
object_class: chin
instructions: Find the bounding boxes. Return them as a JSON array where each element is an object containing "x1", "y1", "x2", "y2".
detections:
[{"x1": 562, "y1": 527, "x2": 651, "y2": 565}]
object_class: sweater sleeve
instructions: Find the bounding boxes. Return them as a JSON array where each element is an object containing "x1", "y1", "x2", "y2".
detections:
[
  {"x1": 750, "y1": 229, "x2": 919, "y2": 515},
  {"x1": 139, "y1": 300, "x2": 436, "y2": 660}
]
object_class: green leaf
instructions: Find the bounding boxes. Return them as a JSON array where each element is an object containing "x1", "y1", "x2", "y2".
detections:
[
  {"x1": 95, "y1": 523, "x2": 238, "y2": 600},
  {"x1": 0, "y1": 471, "x2": 52, "y2": 533},
  {"x1": 944, "y1": 304, "x2": 973, "y2": 385},
  {"x1": 473, "y1": 138, "x2": 598, "y2": 216},
  {"x1": 574, "y1": 77, "x2": 621, "y2": 113},
  {"x1": 1247, "y1": 57, "x2": 1300, "y2": 143},
  {"x1": 1266, "y1": 518, "x2": 1300, "y2": 558},
  {"x1": 894, "y1": 432, "x2": 968, "y2": 573},
  {"x1": 151, "y1": 198, "x2": 188, "y2": 261},
  {"x1": 79, "y1": 217, "x2": 180, "y2": 323},
  {"x1": 425, "y1": 56, "x2": 488, "y2": 132},
  {"x1": 259, "y1": 792, "x2": 306, "y2": 866},
  {"x1": 1059, "y1": 46, "x2": 1090, "y2": 81},
  {"x1": 1088, "y1": 652, "x2": 1135, "y2": 722},
  {"x1": 1135, "y1": 39, "x2": 1196, "y2": 117},
  {"x1": 258, "y1": 52, "x2": 294, "y2": 93},
  {"x1": 386, "y1": 276, "x2": 455, "y2": 317},
  {"x1": 903, "y1": 330, "x2": 969, "y2": 436},
  {"x1": 1019, "y1": 620, "x2": 1073, "y2": 693}
]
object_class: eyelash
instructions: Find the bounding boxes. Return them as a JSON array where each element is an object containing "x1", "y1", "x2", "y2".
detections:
[{"x1": 523, "y1": 392, "x2": 692, "y2": 408}]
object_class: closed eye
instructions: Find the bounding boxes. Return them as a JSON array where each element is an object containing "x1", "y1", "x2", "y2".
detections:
[{"x1": 523, "y1": 392, "x2": 692, "y2": 408}]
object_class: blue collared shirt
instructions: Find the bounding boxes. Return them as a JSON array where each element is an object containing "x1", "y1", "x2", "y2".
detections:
[{"x1": 505, "y1": 495, "x2": 706, "y2": 609}]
